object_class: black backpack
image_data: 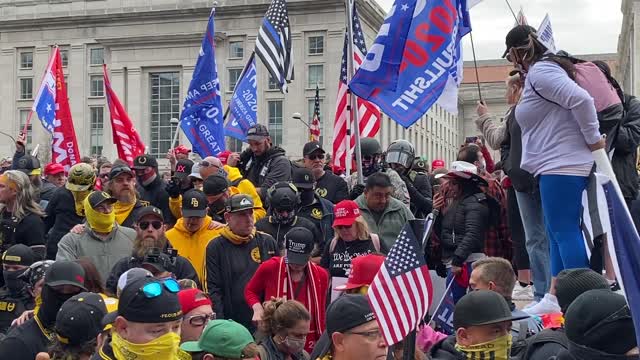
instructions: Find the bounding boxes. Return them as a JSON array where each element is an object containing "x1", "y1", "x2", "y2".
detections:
[{"x1": 510, "y1": 328, "x2": 569, "y2": 360}]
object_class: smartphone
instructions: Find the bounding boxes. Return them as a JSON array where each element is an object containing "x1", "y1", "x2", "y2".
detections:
[{"x1": 465, "y1": 136, "x2": 478, "y2": 144}]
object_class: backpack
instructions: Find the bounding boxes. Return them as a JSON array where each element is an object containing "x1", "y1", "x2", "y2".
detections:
[
  {"x1": 510, "y1": 328, "x2": 569, "y2": 360},
  {"x1": 329, "y1": 233, "x2": 381, "y2": 253}
]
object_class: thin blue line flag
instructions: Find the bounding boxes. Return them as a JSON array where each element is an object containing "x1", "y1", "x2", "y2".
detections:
[
  {"x1": 180, "y1": 8, "x2": 225, "y2": 157},
  {"x1": 224, "y1": 53, "x2": 258, "y2": 142},
  {"x1": 349, "y1": 0, "x2": 471, "y2": 128}
]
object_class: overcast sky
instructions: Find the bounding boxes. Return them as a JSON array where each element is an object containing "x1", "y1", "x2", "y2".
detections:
[{"x1": 373, "y1": 0, "x2": 624, "y2": 60}]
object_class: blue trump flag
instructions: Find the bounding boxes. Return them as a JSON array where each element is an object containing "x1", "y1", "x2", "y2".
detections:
[
  {"x1": 430, "y1": 279, "x2": 455, "y2": 335},
  {"x1": 349, "y1": 0, "x2": 471, "y2": 127},
  {"x1": 224, "y1": 53, "x2": 258, "y2": 142},
  {"x1": 180, "y1": 9, "x2": 225, "y2": 157}
]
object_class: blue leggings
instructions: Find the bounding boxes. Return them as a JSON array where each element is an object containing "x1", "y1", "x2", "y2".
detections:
[{"x1": 539, "y1": 175, "x2": 590, "y2": 276}]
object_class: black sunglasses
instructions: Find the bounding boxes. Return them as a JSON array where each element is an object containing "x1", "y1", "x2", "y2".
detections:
[
  {"x1": 138, "y1": 221, "x2": 163, "y2": 230},
  {"x1": 307, "y1": 154, "x2": 325, "y2": 161}
]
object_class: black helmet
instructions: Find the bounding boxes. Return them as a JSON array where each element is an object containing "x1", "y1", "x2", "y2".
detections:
[
  {"x1": 412, "y1": 157, "x2": 428, "y2": 172},
  {"x1": 360, "y1": 138, "x2": 382, "y2": 157},
  {"x1": 386, "y1": 140, "x2": 415, "y2": 169},
  {"x1": 267, "y1": 182, "x2": 300, "y2": 211}
]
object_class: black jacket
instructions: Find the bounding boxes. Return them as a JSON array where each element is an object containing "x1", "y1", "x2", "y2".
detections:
[
  {"x1": 240, "y1": 146, "x2": 291, "y2": 196},
  {"x1": 610, "y1": 95, "x2": 640, "y2": 201},
  {"x1": 0, "y1": 211, "x2": 46, "y2": 267},
  {"x1": 0, "y1": 318, "x2": 50, "y2": 360},
  {"x1": 119, "y1": 200, "x2": 149, "y2": 228},
  {"x1": 39, "y1": 181, "x2": 57, "y2": 202},
  {"x1": 204, "y1": 231, "x2": 277, "y2": 331},
  {"x1": 44, "y1": 187, "x2": 85, "y2": 260},
  {"x1": 0, "y1": 288, "x2": 34, "y2": 334},
  {"x1": 403, "y1": 170, "x2": 433, "y2": 218},
  {"x1": 550, "y1": 341, "x2": 640, "y2": 360},
  {"x1": 315, "y1": 171, "x2": 349, "y2": 204},
  {"x1": 137, "y1": 176, "x2": 175, "y2": 226},
  {"x1": 256, "y1": 215, "x2": 323, "y2": 251},
  {"x1": 501, "y1": 107, "x2": 536, "y2": 194},
  {"x1": 438, "y1": 190, "x2": 489, "y2": 267},
  {"x1": 297, "y1": 195, "x2": 335, "y2": 252},
  {"x1": 428, "y1": 336, "x2": 465, "y2": 360},
  {"x1": 105, "y1": 253, "x2": 199, "y2": 295}
]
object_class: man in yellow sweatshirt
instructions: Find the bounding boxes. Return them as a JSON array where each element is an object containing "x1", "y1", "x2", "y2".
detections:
[
  {"x1": 166, "y1": 189, "x2": 221, "y2": 282},
  {"x1": 224, "y1": 164, "x2": 266, "y2": 221}
]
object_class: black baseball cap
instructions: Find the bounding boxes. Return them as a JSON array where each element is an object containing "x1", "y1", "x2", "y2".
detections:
[
  {"x1": 225, "y1": 194, "x2": 257, "y2": 213},
  {"x1": 109, "y1": 165, "x2": 135, "y2": 180},
  {"x1": 285, "y1": 227, "x2": 314, "y2": 265},
  {"x1": 103, "y1": 276, "x2": 182, "y2": 326},
  {"x1": 132, "y1": 154, "x2": 158, "y2": 169},
  {"x1": 87, "y1": 191, "x2": 117, "y2": 209},
  {"x1": 327, "y1": 294, "x2": 376, "y2": 334},
  {"x1": 141, "y1": 248, "x2": 175, "y2": 274},
  {"x1": 246, "y1": 124, "x2": 270, "y2": 141},
  {"x1": 303, "y1": 141, "x2": 325, "y2": 157},
  {"x1": 503, "y1": 25, "x2": 537, "y2": 57},
  {"x1": 182, "y1": 189, "x2": 208, "y2": 218},
  {"x1": 174, "y1": 159, "x2": 194, "y2": 180},
  {"x1": 203, "y1": 175, "x2": 229, "y2": 196},
  {"x1": 44, "y1": 261, "x2": 87, "y2": 290},
  {"x1": 453, "y1": 290, "x2": 528, "y2": 330},
  {"x1": 56, "y1": 292, "x2": 109, "y2": 346},
  {"x1": 2, "y1": 244, "x2": 36, "y2": 267},
  {"x1": 135, "y1": 206, "x2": 164, "y2": 223},
  {"x1": 15, "y1": 155, "x2": 41, "y2": 176},
  {"x1": 292, "y1": 167, "x2": 314, "y2": 190}
]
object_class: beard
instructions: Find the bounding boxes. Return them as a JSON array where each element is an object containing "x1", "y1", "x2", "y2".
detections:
[
  {"x1": 116, "y1": 189, "x2": 136, "y2": 204},
  {"x1": 133, "y1": 234, "x2": 168, "y2": 258}
]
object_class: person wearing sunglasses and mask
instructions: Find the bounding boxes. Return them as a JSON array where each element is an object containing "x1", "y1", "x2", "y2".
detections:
[
  {"x1": 96, "y1": 276, "x2": 185, "y2": 360},
  {"x1": 178, "y1": 288, "x2": 215, "y2": 344},
  {"x1": 106, "y1": 206, "x2": 199, "y2": 295},
  {"x1": 56, "y1": 191, "x2": 136, "y2": 280},
  {"x1": 0, "y1": 244, "x2": 36, "y2": 333},
  {"x1": 255, "y1": 298, "x2": 311, "y2": 360},
  {"x1": 0, "y1": 261, "x2": 86, "y2": 360},
  {"x1": 302, "y1": 141, "x2": 348, "y2": 204}
]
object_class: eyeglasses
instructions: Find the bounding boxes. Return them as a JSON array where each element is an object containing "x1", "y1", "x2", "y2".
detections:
[
  {"x1": 199, "y1": 161, "x2": 219, "y2": 169},
  {"x1": 307, "y1": 154, "x2": 325, "y2": 161},
  {"x1": 345, "y1": 329, "x2": 383, "y2": 341},
  {"x1": 138, "y1": 221, "x2": 163, "y2": 230},
  {"x1": 186, "y1": 313, "x2": 216, "y2": 327},
  {"x1": 141, "y1": 278, "x2": 180, "y2": 298}
]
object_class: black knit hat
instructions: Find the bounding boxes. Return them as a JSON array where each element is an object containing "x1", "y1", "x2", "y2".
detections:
[
  {"x1": 555, "y1": 268, "x2": 610, "y2": 313},
  {"x1": 565, "y1": 289, "x2": 637, "y2": 355}
]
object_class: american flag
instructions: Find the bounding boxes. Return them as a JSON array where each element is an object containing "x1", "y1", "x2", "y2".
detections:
[
  {"x1": 368, "y1": 223, "x2": 433, "y2": 345},
  {"x1": 332, "y1": 0, "x2": 380, "y2": 171},
  {"x1": 310, "y1": 84, "x2": 321, "y2": 142},
  {"x1": 514, "y1": 6, "x2": 528, "y2": 26},
  {"x1": 255, "y1": 0, "x2": 294, "y2": 94}
]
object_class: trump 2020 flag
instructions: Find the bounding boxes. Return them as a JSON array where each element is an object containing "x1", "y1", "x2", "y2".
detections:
[
  {"x1": 180, "y1": 8, "x2": 225, "y2": 157},
  {"x1": 368, "y1": 223, "x2": 433, "y2": 345},
  {"x1": 224, "y1": 53, "x2": 258, "y2": 142},
  {"x1": 349, "y1": 0, "x2": 472, "y2": 127},
  {"x1": 33, "y1": 47, "x2": 80, "y2": 170}
]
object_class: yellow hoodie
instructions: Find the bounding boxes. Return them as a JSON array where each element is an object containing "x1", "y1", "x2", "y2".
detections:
[
  {"x1": 166, "y1": 216, "x2": 221, "y2": 282},
  {"x1": 225, "y1": 165, "x2": 266, "y2": 221}
]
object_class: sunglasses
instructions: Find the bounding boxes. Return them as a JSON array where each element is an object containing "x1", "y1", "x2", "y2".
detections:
[
  {"x1": 138, "y1": 221, "x2": 163, "y2": 230},
  {"x1": 307, "y1": 154, "x2": 325, "y2": 161},
  {"x1": 99, "y1": 173, "x2": 110, "y2": 179},
  {"x1": 141, "y1": 278, "x2": 180, "y2": 298},
  {"x1": 200, "y1": 161, "x2": 219, "y2": 168},
  {"x1": 187, "y1": 313, "x2": 216, "y2": 327}
]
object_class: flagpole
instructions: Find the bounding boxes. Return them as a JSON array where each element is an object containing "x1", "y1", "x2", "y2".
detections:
[
  {"x1": 469, "y1": 32, "x2": 483, "y2": 103},
  {"x1": 504, "y1": 0, "x2": 519, "y2": 23},
  {"x1": 345, "y1": 0, "x2": 364, "y2": 184}
]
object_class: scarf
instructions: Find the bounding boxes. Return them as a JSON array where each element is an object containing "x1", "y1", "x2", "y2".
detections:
[
  {"x1": 114, "y1": 200, "x2": 136, "y2": 225},
  {"x1": 455, "y1": 334, "x2": 512, "y2": 360},
  {"x1": 275, "y1": 257, "x2": 324, "y2": 349},
  {"x1": 71, "y1": 190, "x2": 90, "y2": 217},
  {"x1": 84, "y1": 196, "x2": 116, "y2": 233},
  {"x1": 220, "y1": 226, "x2": 256, "y2": 245},
  {"x1": 112, "y1": 331, "x2": 180, "y2": 360}
]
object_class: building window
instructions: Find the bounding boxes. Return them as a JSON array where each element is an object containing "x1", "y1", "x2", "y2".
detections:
[
  {"x1": 90, "y1": 107, "x2": 104, "y2": 156},
  {"x1": 228, "y1": 137, "x2": 243, "y2": 152},
  {"x1": 229, "y1": 41, "x2": 244, "y2": 59},
  {"x1": 268, "y1": 74, "x2": 280, "y2": 90},
  {"x1": 20, "y1": 78, "x2": 33, "y2": 99},
  {"x1": 60, "y1": 49, "x2": 69, "y2": 67},
  {"x1": 90, "y1": 48, "x2": 104, "y2": 65},
  {"x1": 19, "y1": 110, "x2": 33, "y2": 146},
  {"x1": 268, "y1": 100, "x2": 283, "y2": 146},
  {"x1": 150, "y1": 72, "x2": 180, "y2": 157},
  {"x1": 20, "y1": 52, "x2": 33, "y2": 69},
  {"x1": 307, "y1": 64, "x2": 323, "y2": 88},
  {"x1": 90, "y1": 75, "x2": 104, "y2": 97},
  {"x1": 308, "y1": 98, "x2": 323, "y2": 144},
  {"x1": 308, "y1": 36, "x2": 324, "y2": 55},
  {"x1": 228, "y1": 68, "x2": 243, "y2": 92}
]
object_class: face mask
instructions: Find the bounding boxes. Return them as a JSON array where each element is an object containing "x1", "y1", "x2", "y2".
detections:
[
  {"x1": 299, "y1": 190, "x2": 315, "y2": 205},
  {"x1": 72, "y1": 190, "x2": 91, "y2": 217},
  {"x1": 112, "y1": 330, "x2": 181, "y2": 360},
  {"x1": 3, "y1": 268, "x2": 26, "y2": 295},
  {"x1": 282, "y1": 336, "x2": 306, "y2": 354},
  {"x1": 273, "y1": 208, "x2": 295, "y2": 225},
  {"x1": 455, "y1": 333, "x2": 512, "y2": 360},
  {"x1": 84, "y1": 196, "x2": 116, "y2": 233},
  {"x1": 39, "y1": 285, "x2": 76, "y2": 327}
]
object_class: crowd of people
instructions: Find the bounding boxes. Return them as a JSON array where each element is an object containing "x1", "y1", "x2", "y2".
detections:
[{"x1": 0, "y1": 24, "x2": 637, "y2": 359}]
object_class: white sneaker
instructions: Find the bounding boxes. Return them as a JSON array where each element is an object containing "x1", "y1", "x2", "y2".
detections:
[
  {"x1": 512, "y1": 283, "x2": 534, "y2": 301},
  {"x1": 523, "y1": 293, "x2": 560, "y2": 315}
]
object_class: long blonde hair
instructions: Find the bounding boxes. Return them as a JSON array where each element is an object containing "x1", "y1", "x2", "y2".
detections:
[
  {"x1": 505, "y1": 73, "x2": 523, "y2": 105},
  {"x1": 0, "y1": 170, "x2": 44, "y2": 220},
  {"x1": 331, "y1": 215, "x2": 371, "y2": 242}
]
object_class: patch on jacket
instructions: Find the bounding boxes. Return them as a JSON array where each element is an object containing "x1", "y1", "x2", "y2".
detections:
[
  {"x1": 311, "y1": 208, "x2": 323, "y2": 219},
  {"x1": 315, "y1": 188, "x2": 328, "y2": 198},
  {"x1": 250, "y1": 247, "x2": 261, "y2": 263}
]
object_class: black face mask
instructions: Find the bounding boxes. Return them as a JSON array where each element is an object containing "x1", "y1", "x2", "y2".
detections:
[
  {"x1": 208, "y1": 199, "x2": 226, "y2": 215},
  {"x1": 3, "y1": 269, "x2": 26, "y2": 295},
  {"x1": 38, "y1": 285, "x2": 77, "y2": 327},
  {"x1": 299, "y1": 190, "x2": 315, "y2": 205}
]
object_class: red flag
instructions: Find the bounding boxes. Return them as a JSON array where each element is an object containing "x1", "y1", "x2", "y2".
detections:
[
  {"x1": 50, "y1": 48, "x2": 80, "y2": 170},
  {"x1": 103, "y1": 65, "x2": 146, "y2": 165}
]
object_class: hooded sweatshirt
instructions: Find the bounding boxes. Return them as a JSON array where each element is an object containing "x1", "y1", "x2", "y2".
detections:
[
  {"x1": 166, "y1": 216, "x2": 221, "y2": 282},
  {"x1": 225, "y1": 165, "x2": 266, "y2": 221}
]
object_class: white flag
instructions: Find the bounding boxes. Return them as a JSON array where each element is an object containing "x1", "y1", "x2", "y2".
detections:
[{"x1": 537, "y1": 13, "x2": 557, "y2": 53}]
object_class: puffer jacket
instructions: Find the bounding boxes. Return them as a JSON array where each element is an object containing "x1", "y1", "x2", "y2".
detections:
[
  {"x1": 428, "y1": 336, "x2": 465, "y2": 360},
  {"x1": 240, "y1": 146, "x2": 292, "y2": 197},
  {"x1": 439, "y1": 189, "x2": 490, "y2": 267},
  {"x1": 355, "y1": 194, "x2": 415, "y2": 252},
  {"x1": 166, "y1": 215, "x2": 221, "y2": 282},
  {"x1": 609, "y1": 95, "x2": 640, "y2": 201}
]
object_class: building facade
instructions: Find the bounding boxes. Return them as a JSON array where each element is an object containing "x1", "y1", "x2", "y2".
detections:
[
  {"x1": 0, "y1": 0, "x2": 463, "y2": 168},
  {"x1": 618, "y1": 0, "x2": 640, "y2": 96}
]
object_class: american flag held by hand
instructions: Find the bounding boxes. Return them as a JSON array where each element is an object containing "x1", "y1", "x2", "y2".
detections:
[
  {"x1": 310, "y1": 84, "x2": 321, "y2": 141},
  {"x1": 255, "y1": 0, "x2": 294, "y2": 93},
  {"x1": 368, "y1": 223, "x2": 433, "y2": 345}
]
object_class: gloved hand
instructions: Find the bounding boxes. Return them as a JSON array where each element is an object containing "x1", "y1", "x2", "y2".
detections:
[
  {"x1": 435, "y1": 263, "x2": 447, "y2": 278},
  {"x1": 349, "y1": 184, "x2": 365, "y2": 200},
  {"x1": 165, "y1": 178, "x2": 181, "y2": 198}
]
